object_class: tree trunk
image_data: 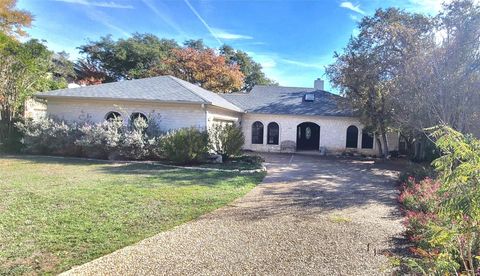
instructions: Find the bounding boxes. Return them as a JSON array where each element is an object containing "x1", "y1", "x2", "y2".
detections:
[
  {"x1": 381, "y1": 132, "x2": 390, "y2": 158},
  {"x1": 376, "y1": 137, "x2": 383, "y2": 157},
  {"x1": 379, "y1": 123, "x2": 390, "y2": 159}
]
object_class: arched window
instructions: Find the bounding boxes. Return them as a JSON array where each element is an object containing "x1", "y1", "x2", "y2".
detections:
[
  {"x1": 130, "y1": 112, "x2": 148, "y2": 123},
  {"x1": 346, "y1": 125, "x2": 359, "y2": 148},
  {"x1": 361, "y1": 130, "x2": 374, "y2": 149},
  {"x1": 267, "y1": 122, "x2": 279, "y2": 145},
  {"x1": 105, "y1": 111, "x2": 121, "y2": 121},
  {"x1": 251, "y1": 121, "x2": 264, "y2": 144}
]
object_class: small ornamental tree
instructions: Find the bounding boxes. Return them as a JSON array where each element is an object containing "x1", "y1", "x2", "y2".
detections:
[{"x1": 210, "y1": 123, "x2": 244, "y2": 160}]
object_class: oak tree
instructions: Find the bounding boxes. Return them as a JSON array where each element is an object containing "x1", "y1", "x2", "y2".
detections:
[{"x1": 326, "y1": 8, "x2": 432, "y2": 157}]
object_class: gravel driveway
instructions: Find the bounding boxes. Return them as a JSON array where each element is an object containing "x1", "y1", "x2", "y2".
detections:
[{"x1": 63, "y1": 153, "x2": 404, "y2": 276}]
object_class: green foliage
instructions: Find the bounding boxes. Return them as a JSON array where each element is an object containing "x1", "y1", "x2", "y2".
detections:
[
  {"x1": 430, "y1": 125, "x2": 480, "y2": 224},
  {"x1": 0, "y1": 155, "x2": 263, "y2": 274},
  {"x1": 161, "y1": 127, "x2": 209, "y2": 164},
  {"x1": 209, "y1": 123, "x2": 245, "y2": 160},
  {"x1": 78, "y1": 33, "x2": 179, "y2": 81},
  {"x1": 220, "y1": 44, "x2": 277, "y2": 91},
  {"x1": 77, "y1": 34, "x2": 275, "y2": 92},
  {"x1": 0, "y1": 33, "x2": 68, "y2": 148},
  {"x1": 0, "y1": 118, "x2": 22, "y2": 153},
  {"x1": 399, "y1": 162, "x2": 436, "y2": 183},
  {"x1": 400, "y1": 125, "x2": 480, "y2": 275},
  {"x1": 326, "y1": 8, "x2": 433, "y2": 157}
]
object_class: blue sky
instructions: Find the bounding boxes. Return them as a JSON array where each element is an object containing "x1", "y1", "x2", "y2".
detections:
[{"x1": 18, "y1": 0, "x2": 445, "y2": 90}]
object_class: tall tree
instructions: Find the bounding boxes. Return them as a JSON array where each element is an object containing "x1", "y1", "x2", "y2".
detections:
[
  {"x1": 0, "y1": 0, "x2": 33, "y2": 38},
  {"x1": 183, "y1": 39, "x2": 207, "y2": 51},
  {"x1": 52, "y1": 51, "x2": 75, "y2": 82},
  {"x1": 220, "y1": 45, "x2": 277, "y2": 91},
  {"x1": 74, "y1": 59, "x2": 113, "y2": 85},
  {"x1": 0, "y1": 33, "x2": 67, "y2": 148},
  {"x1": 154, "y1": 47, "x2": 244, "y2": 93},
  {"x1": 326, "y1": 8, "x2": 432, "y2": 157},
  {"x1": 397, "y1": 0, "x2": 480, "y2": 138},
  {"x1": 78, "y1": 33, "x2": 179, "y2": 80}
]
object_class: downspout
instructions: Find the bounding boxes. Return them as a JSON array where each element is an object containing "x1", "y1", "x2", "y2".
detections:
[{"x1": 202, "y1": 104, "x2": 208, "y2": 131}]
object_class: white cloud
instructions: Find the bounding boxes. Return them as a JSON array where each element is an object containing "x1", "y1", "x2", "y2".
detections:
[
  {"x1": 340, "y1": 2, "x2": 365, "y2": 15},
  {"x1": 183, "y1": 0, "x2": 223, "y2": 45},
  {"x1": 141, "y1": 0, "x2": 186, "y2": 37},
  {"x1": 279, "y1": 58, "x2": 324, "y2": 69},
  {"x1": 246, "y1": 52, "x2": 277, "y2": 69},
  {"x1": 403, "y1": 0, "x2": 477, "y2": 14},
  {"x1": 85, "y1": 9, "x2": 130, "y2": 37},
  {"x1": 53, "y1": 0, "x2": 133, "y2": 9},
  {"x1": 211, "y1": 28, "x2": 253, "y2": 40},
  {"x1": 406, "y1": 0, "x2": 446, "y2": 13},
  {"x1": 349, "y1": 14, "x2": 360, "y2": 22},
  {"x1": 352, "y1": 27, "x2": 360, "y2": 37}
]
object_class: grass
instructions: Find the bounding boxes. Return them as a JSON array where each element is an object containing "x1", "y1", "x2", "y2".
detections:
[
  {"x1": 329, "y1": 215, "x2": 352, "y2": 223},
  {"x1": 0, "y1": 155, "x2": 265, "y2": 275},
  {"x1": 197, "y1": 155, "x2": 264, "y2": 170}
]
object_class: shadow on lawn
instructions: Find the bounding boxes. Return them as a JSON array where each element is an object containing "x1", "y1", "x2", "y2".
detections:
[
  {"x1": 2, "y1": 155, "x2": 265, "y2": 189},
  {"x1": 101, "y1": 164, "x2": 265, "y2": 188},
  {"x1": 1, "y1": 154, "x2": 114, "y2": 166}
]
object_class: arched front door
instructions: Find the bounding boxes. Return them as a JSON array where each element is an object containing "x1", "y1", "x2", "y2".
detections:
[{"x1": 296, "y1": 122, "x2": 320, "y2": 150}]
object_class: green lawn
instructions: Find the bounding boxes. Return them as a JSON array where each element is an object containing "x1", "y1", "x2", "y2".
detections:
[{"x1": 0, "y1": 155, "x2": 265, "y2": 275}]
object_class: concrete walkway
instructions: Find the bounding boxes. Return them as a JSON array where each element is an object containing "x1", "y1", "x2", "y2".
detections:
[{"x1": 64, "y1": 153, "x2": 404, "y2": 276}]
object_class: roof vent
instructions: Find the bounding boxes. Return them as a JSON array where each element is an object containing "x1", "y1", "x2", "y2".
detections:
[{"x1": 304, "y1": 93, "x2": 315, "y2": 102}]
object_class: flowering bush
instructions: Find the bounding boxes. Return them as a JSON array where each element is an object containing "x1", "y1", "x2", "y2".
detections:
[
  {"x1": 399, "y1": 177, "x2": 441, "y2": 213},
  {"x1": 399, "y1": 126, "x2": 480, "y2": 275}
]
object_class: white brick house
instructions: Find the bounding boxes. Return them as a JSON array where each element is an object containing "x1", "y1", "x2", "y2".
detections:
[{"x1": 29, "y1": 75, "x2": 398, "y2": 156}]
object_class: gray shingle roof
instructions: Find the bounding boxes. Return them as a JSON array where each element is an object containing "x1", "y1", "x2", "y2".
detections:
[
  {"x1": 36, "y1": 75, "x2": 242, "y2": 112},
  {"x1": 221, "y1": 85, "x2": 355, "y2": 117}
]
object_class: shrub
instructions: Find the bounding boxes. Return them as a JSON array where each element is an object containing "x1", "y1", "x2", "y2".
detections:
[
  {"x1": 16, "y1": 118, "x2": 81, "y2": 156},
  {"x1": 1, "y1": 119, "x2": 24, "y2": 153},
  {"x1": 17, "y1": 117, "x2": 163, "y2": 160},
  {"x1": 399, "y1": 162, "x2": 436, "y2": 183},
  {"x1": 399, "y1": 126, "x2": 480, "y2": 275},
  {"x1": 209, "y1": 123, "x2": 244, "y2": 160},
  {"x1": 162, "y1": 127, "x2": 209, "y2": 164},
  {"x1": 399, "y1": 177, "x2": 441, "y2": 213},
  {"x1": 75, "y1": 119, "x2": 123, "y2": 159}
]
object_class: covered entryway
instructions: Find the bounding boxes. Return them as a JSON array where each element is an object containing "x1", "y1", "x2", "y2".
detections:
[{"x1": 296, "y1": 122, "x2": 320, "y2": 150}]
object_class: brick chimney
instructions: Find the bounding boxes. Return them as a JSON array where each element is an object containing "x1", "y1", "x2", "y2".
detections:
[{"x1": 314, "y1": 78, "x2": 324, "y2": 90}]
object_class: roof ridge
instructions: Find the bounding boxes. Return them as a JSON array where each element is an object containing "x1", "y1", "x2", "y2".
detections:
[
  {"x1": 254, "y1": 84, "x2": 313, "y2": 90},
  {"x1": 167, "y1": 76, "x2": 211, "y2": 104}
]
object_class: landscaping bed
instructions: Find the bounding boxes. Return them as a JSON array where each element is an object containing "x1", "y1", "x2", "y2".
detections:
[{"x1": 0, "y1": 155, "x2": 265, "y2": 275}]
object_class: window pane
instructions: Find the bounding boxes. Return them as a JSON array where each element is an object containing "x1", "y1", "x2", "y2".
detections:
[
  {"x1": 267, "y1": 122, "x2": 279, "y2": 145},
  {"x1": 252, "y1": 122, "x2": 264, "y2": 144},
  {"x1": 346, "y1": 125, "x2": 359, "y2": 148},
  {"x1": 361, "y1": 131, "x2": 374, "y2": 149}
]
